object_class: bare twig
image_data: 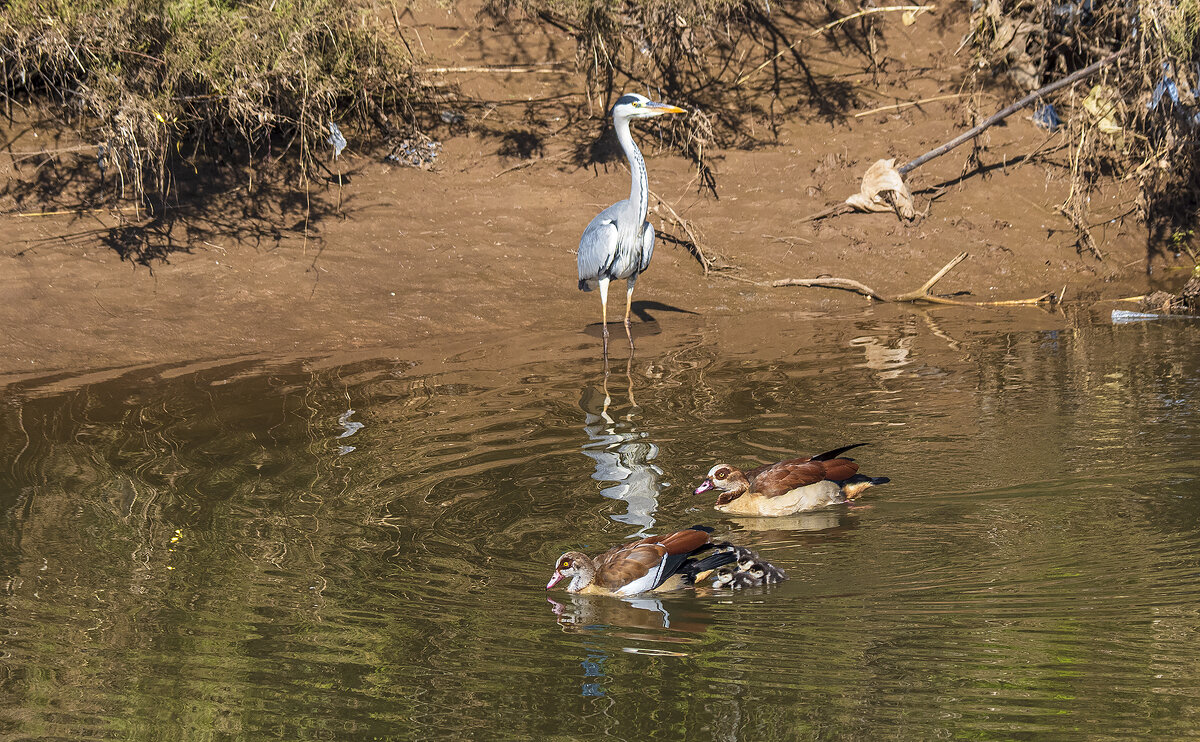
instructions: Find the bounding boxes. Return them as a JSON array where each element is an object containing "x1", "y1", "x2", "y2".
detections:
[
  {"x1": 893, "y1": 251, "x2": 968, "y2": 300},
  {"x1": 716, "y1": 272, "x2": 767, "y2": 286},
  {"x1": 1056, "y1": 205, "x2": 1104, "y2": 261},
  {"x1": 649, "y1": 189, "x2": 715, "y2": 275},
  {"x1": 773, "y1": 252, "x2": 1059, "y2": 307},
  {"x1": 12, "y1": 206, "x2": 141, "y2": 217},
  {"x1": 853, "y1": 93, "x2": 963, "y2": 118},
  {"x1": 798, "y1": 202, "x2": 854, "y2": 223},
  {"x1": 491, "y1": 150, "x2": 570, "y2": 179},
  {"x1": 422, "y1": 64, "x2": 571, "y2": 74}
]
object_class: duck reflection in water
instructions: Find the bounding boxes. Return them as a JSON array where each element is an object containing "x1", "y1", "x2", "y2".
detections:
[
  {"x1": 579, "y1": 355, "x2": 663, "y2": 536},
  {"x1": 724, "y1": 510, "x2": 862, "y2": 549},
  {"x1": 547, "y1": 593, "x2": 711, "y2": 637}
]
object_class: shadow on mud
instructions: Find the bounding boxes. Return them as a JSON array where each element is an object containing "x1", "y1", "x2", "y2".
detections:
[{"x1": 2, "y1": 115, "x2": 352, "y2": 268}]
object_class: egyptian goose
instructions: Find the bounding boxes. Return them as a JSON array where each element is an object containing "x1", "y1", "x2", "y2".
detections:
[
  {"x1": 546, "y1": 525, "x2": 786, "y2": 595},
  {"x1": 694, "y1": 443, "x2": 889, "y2": 517}
]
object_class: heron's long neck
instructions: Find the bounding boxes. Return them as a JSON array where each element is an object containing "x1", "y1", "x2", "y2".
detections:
[{"x1": 615, "y1": 117, "x2": 648, "y2": 224}]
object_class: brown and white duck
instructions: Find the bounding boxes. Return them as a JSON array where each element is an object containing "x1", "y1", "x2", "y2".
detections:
[
  {"x1": 546, "y1": 525, "x2": 786, "y2": 596},
  {"x1": 694, "y1": 443, "x2": 889, "y2": 517}
]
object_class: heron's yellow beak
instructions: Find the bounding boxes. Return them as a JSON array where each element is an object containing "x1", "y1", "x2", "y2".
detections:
[{"x1": 651, "y1": 103, "x2": 687, "y2": 115}]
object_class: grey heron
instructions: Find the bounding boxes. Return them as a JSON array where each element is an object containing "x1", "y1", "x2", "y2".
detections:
[{"x1": 577, "y1": 93, "x2": 685, "y2": 352}]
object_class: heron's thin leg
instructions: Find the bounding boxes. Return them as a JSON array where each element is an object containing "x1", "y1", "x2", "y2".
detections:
[
  {"x1": 598, "y1": 277, "x2": 611, "y2": 357},
  {"x1": 623, "y1": 283, "x2": 635, "y2": 350}
]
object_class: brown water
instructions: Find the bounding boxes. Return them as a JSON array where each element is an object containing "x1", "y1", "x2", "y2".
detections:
[{"x1": 2, "y1": 305, "x2": 1199, "y2": 740}]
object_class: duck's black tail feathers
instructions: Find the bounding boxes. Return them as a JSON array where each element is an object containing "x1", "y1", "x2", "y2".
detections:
[
  {"x1": 681, "y1": 550, "x2": 736, "y2": 584},
  {"x1": 812, "y1": 442, "x2": 870, "y2": 461}
]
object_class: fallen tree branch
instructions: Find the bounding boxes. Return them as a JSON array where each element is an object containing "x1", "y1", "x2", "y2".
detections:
[
  {"x1": 772, "y1": 252, "x2": 1059, "y2": 306},
  {"x1": 771, "y1": 276, "x2": 886, "y2": 300}
]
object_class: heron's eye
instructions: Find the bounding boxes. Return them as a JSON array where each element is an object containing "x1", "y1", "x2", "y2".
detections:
[{"x1": 633, "y1": 102, "x2": 642, "y2": 107}]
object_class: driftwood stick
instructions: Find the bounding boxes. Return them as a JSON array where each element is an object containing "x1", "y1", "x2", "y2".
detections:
[
  {"x1": 771, "y1": 277, "x2": 887, "y2": 300},
  {"x1": 898, "y1": 47, "x2": 1129, "y2": 176},
  {"x1": 894, "y1": 251, "x2": 968, "y2": 300},
  {"x1": 974, "y1": 293, "x2": 1061, "y2": 306},
  {"x1": 772, "y1": 252, "x2": 1058, "y2": 307}
]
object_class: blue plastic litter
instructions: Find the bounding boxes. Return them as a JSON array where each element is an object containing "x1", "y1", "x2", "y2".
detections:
[
  {"x1": 326, "y1": 121, "x2": 347, "y2": 158},
  {"x1": 1034, "y1": 103, "x2": 1062, "y2": 130},
  {"x1": 1149, "y1": 75, "x2": 1181, "y2": 112},
  {"x1": 1147, "y1": 68, "x2": 1200, "y2": 128}
]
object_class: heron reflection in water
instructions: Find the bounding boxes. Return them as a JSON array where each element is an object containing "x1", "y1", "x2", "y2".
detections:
[{"x1": 579, "y1": 356, "x2": 664, "y2": 537}]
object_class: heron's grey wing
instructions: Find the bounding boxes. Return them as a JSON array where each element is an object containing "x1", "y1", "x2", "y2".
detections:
[
  {"x1": 639, "y1": 221, "x2": 655, "y2": 274},
  {"x1": 578, "y1": 213, "x2": 620, "y2": 287}
]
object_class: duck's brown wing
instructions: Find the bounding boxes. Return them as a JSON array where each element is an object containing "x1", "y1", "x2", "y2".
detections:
[
  {"x1": 744, "y1": 444, "x2": 869, "y2": 483},
  {"x1": 744, "y1": 457, "x2": 810, "y2": 483},
  {"x1": 750, "y1": 458, "x2": 861, "y2": 498},
  {"x1": 591, "y1": 527, "x2": 714, "y2": 591}
]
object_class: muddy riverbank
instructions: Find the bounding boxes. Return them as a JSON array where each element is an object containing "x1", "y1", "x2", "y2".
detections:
[{"x1": 0, "y1": 3, "x2": 1189, "y2": 381}]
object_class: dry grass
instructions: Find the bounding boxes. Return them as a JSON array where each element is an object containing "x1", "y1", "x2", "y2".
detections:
[{"x1": 0, "y1": 0, "x2": 424, "y2": 208}]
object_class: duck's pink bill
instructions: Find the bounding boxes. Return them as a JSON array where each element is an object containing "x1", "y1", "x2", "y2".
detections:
[
  {"x1": 546, "y1": 571, "x2": 564, "y2": 589},
  {"x1": 694, "y1": 480, "x2": 714, "y2": 495}
]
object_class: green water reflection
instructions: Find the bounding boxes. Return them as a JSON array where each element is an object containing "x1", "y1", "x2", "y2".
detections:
[{"x1": 1, "y1": 307, "x2": 1198, "y2": 740}]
